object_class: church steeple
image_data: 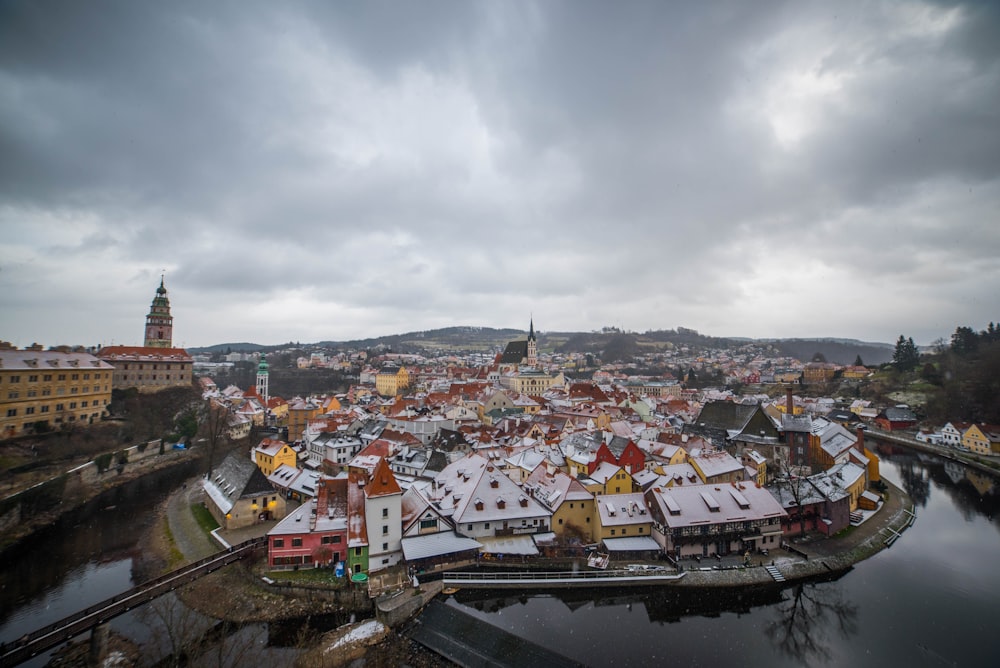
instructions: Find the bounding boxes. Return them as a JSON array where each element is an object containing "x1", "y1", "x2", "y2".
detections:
[
  {"x1": 144, "y1": 275, "x2": 174, "y2": 348},
  {"x1": 527, "y1": 317, "x2": 537, "y2": 367}
]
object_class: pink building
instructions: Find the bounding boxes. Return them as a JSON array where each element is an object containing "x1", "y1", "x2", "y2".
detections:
[{"x1": 267, "y1": 476, "x2": 348, "y2": 569}]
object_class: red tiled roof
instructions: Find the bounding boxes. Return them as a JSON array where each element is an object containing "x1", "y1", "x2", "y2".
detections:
[
  {"x1": 365, "y1": 457, "x2": 402, "y2": 498},
  {"x1": 97, "y1": 345, "x2": 192, "y2": 360}
]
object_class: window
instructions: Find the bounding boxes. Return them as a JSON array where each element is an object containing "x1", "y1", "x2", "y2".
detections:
[
  {"x1": 10, "y1": 375, "x2": 19, "y2": 383},
  {"x1": 382, "y1": 508, "x2": 389, "y2": 518},
  {"x1": 382, "y1": 542, "x2": 388, "y2": 551},
  {"x1": 7, "y1": 392, "x2": 18, "y2": 399},
  {"x1": 41, "y1": 406, "x2": 49, "y2": 413},
  {"x1": 56, "y1": 403, "x2": 64, "y2": 411},
  {"x1": 41, "y1": 389, "x2": 50, "y2": 396},
  {"x1": 6, "y1": 409, "x2": 15, "y2": 417},
  {"x1": 382, "y1": 525, "x2": 388, "y2": 535},
  {"x1": 611, "y1": 529, "x2": 616, "y2": 536},
  {"x1": 273, "y1": 538, "x2": 284, "y2": 548},
  {"x1": 58, "y1": 374, "x2": 66, "y2": 381},
  {"x1": 25, "y1": 407, "x2": 35, "y2": 415},
  {"x1": 81, "y1": 401, "x2": 88, "y2": 407},
  {"x1": 69, "y1": 402, "x2": 76, "y2": 409},
  {"x1": 84, "y1": 373, "x2": 90, "y2": 380},
  {"x1": 419, "y1": 518, "x2": 436, "y2": 530},
  {"x1": 354, "y1": 547, "x2": 362, "y2": 556},
  {"x1": 291, "y1": 538, "x2": 303, "y2": 547},
  {"x1": 71, "y1": 374, "x2": 78, "y2": 380},
  {"x1": 28, "y1": 375, "x2": 38, "y2": 382}
]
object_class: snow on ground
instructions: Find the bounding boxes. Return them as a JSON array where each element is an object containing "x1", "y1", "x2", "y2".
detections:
[{"x1": 325, "y1": 619, "x2": 387, "y2": 653}]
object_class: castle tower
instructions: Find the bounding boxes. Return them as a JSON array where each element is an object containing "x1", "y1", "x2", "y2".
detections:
[
  {"x1": 527, "y1": 317, "x2": 538, "y2": 367},
  {"x1": 256, "y1": 354, "x2": 270, "y2": 406},
  {"x1": 143, "y1": 277, "x2": 173, "y2": 348}
]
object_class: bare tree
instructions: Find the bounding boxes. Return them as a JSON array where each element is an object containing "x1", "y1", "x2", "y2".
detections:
[
  {"x1": 765, "y1": 582, "x2": 859, "y2": 663},
  {"x1": 771, "y1": 459, "x2": 816, "y2": 538},
  {"x1": 199, "y1": 399, "x2": 231, "y2": 478}
]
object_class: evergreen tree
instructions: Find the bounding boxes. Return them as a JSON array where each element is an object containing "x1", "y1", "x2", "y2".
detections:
[
  {"x1": 854, "y1": 354, "x2": 864, "y2": 367},
  {"x1": 950, "y1": 326, "x2": 978, "y2": 356},
  {"x1": 892, "y1": 335, "x2": 919, "y2": 371}
]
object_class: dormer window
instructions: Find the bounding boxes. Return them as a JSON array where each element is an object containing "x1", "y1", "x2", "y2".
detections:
[{"x1": 496, "y1": 497, "x2": 506, "y2": 509}]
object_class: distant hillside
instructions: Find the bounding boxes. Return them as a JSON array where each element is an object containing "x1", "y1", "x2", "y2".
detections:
[
  {"x1": 189, "y1": 327, "x2": 893, "y2": 365},
  {"x1": 768, "y1": 339, "x2": 894, "y2": 366}
]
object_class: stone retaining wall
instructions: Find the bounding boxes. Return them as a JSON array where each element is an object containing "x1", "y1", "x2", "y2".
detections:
[{"x1": 376, "y1": 580, "x2": 443, "y2": 628}]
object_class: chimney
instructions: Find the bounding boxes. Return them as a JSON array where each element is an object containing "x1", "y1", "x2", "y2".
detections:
[
  {"x1": 856, "y1": 425, "x2": 866, "y2": 451},
  {"x1": 785, "y1": 387, "x2": 794, "y2": 414}
]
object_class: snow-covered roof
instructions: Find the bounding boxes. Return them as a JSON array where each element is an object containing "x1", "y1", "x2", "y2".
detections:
[{"x1": 401, "y1": 531, "x2": 482, "y2": 561}]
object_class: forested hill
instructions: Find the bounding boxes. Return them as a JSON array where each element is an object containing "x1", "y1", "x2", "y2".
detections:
[
  {"x1": 768, "y1": 339, "x2": 894, "y2": 366},
  {"x1": 189, "y1": 327, "x2": 893, "y2": 365}
]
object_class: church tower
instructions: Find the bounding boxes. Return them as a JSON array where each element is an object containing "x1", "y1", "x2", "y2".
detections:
[
  {"x1": 256, "y1": 354, "x2": 270, "y2": 406},
  {"x1": 527, "y1": 317, "x2": 538, "y2": 367},
  {"x1": 144, "y1": 277, "x2": 173, "y2": 348}
]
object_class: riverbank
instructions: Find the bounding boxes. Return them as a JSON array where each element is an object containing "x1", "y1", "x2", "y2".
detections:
[
  {"x1": 144, "y1": 475, "x2": 369, "y2": 624},
  {"x1": 0, "y1": 447, "x2": 200, "y2": 555},
  {"x1": 152, "y1": 474, "x2": 914, "y2": 614},
  {"x1": 674, "y1": 477, "x2": 914, "y2": 588}
]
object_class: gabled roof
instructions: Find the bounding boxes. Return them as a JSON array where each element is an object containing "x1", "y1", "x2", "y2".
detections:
[
  {"x1": 97, "y1": 346, "x2": 191, "y2": 361},
  {"x1": 689, "y1": 451, "x2": 744, "y2": 480},
  {"x1": 694, "y1": 401, "x2": 761, "y2": 431},
  {"x1": 365, "y1": 457, "x2": 402, "y2": 499},
  {"x1": 880, "y1": 406, "x2": 917, "y2": 422},
  {"x1": 500, "y1": 340, "x2": 529, "y2": 364},
  {"x1": 596, "y1": 493, "x2": 650, "y2": 527},
  {"x1": 524, "y1": 463, "x2": 592, "y2": 510},
  {"x1": 429, "y1": 454, "x2": 550, "y2": 525},
  {"x1": 204, "y1": 451, "x2": 276, "y2": 513},
  {"x1": 647, "y1": 482, "x2": 786, "y2": 529}
]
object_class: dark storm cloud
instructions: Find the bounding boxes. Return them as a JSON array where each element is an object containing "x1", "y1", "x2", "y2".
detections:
[{"x1": 1, "y1": 0, "x2": 998, "y2": 346}]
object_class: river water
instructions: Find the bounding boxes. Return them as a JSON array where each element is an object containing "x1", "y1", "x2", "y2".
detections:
[
  {"x1": 443, "y1": 444, "x2": 1000, "y2": 667},
  {"x1": 3, "y1": 446, "x2": 999, "y2": 666}
]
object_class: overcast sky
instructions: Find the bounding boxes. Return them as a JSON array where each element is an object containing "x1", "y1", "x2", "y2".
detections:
[{"x1": 2, "y1": 1, "x2": 998, "y2": 349}]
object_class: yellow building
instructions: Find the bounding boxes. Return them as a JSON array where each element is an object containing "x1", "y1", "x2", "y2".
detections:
[
  {"x1": 584, "y1": 463, "x2": 636, "y2": 496},
  {"x1": 287, "y1": 398, "x2": 321, "y2": 442},
  {"x1": 375, "y1": 366, "x2": 410, "y2": 397},
  {"x1": 593, "y1": 492, "x2": 653, "y2": 542},
  {"x1": 499, "y1": 370, "x2": 565, "y2": 397},
  {"x1": 963, "y1": 424, "x2": 1000, "y2": 456},
  {"x1": 0, "y1": 345, "x2": 114, "y2": 438},
  {"x1": 525, "y1": 465, "x2": 596, "y2": 542},
  {"x1": 253, "y1": 438, "x2": 297, "y2": 476},
  {"x1": 830, "y1": 462, "x2": 868, "y2": 512}
]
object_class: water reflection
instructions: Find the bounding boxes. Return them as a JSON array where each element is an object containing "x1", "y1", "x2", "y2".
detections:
[
  {"x1": 440, "y1": 448, "x2": 1000, "y2": 667},
  {"x1": 765, "y1": 581, "x2": 858, "y2": 664},
  {"x1": 0, "y1": 462, "x2": 198, "y2": 631}
]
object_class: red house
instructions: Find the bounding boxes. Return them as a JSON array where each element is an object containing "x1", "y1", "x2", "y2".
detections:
[
  {"x1": 267, "y1": 476, "x2": 348, "y2": 569},
  {"x1": 589, "y1": 436, "x2": 646, "y2": 475},
  {"x1": 874, "y1": 406, "x2": 918, "y2": 432}
]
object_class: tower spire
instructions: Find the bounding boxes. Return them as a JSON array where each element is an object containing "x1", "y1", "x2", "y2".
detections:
[
  {"x1": 527, "y1": 315, "x2": 537, "y2": 367},
  {"x1": 144, "y1": 276, "x2": 173, "y2": 348}
]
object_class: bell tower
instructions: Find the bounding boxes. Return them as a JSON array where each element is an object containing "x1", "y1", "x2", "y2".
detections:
[
  {"x1": 527, "y1": 317, "x2": 537, "y2": 367},
  {"x1": 256, "y1": 354, "x2": 270, "y2": 406},
  {"x1": 144, "y1": 276, "x2": 173, "y2": 348}
]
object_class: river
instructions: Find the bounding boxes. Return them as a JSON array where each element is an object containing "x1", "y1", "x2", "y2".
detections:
[
  {"x1": 3, "y1": 446, "x2": 999, "y2": 666},
  {"x1": 442, "y1": 444, "x2": 1000, "y2": 667}
]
